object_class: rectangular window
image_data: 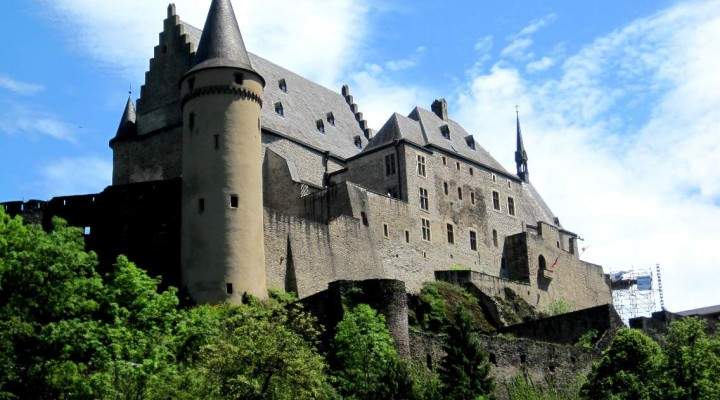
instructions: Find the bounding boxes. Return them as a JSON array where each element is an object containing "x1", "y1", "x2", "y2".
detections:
[
  {"x1": 361, "y1": 212, "x2": 369, "y2": 226},
  {"x1": 508, "y1": 197, "x2": 515, "y2": 216},
  {"x1": 419, "y1": 187, "x2": 429, "y2": 211},
  {"x1": 214, "y1": 134, "x2": 219, "y2": 149},
  {"x1": 405, "y1": 230, "x2": 410, "y2": 243},
  {"x1": 383, "y1": 223, "x2": 389, "y2": 238},
  {"x1": 417, "y1": 155, "x2": 426, "y2": 177},
  {"x1": 469, "y1": 230, "x2": 477, "y2": 251},
  {"x1": 456, "y1": 161, "x2": 460, "y2": 170},
  {"x1": 458, "y1": 187, "x2": 463, "y2": 200},
  {"x1": 492, "y1": 229, "x2": 498, "y2": 247},
  {"x1": 442, "y1": 156, "x2": 447, "y2": 166},
  {"x1": 443, "y1": 182, "x2": 449, "y2": 195},
  {"x1": 421, "y1": 218, "x2": 431, "y2": 241},
  {"x1": 83, "y1": 226, "x2": 91, "y2": 235},
  {"x1": 492, "y1": 173, "x2": 497, "y2": 182},
  {"x1": 469, "y1": 167, "x2": 474, "y2": 176},
  {"x1": 226, "y1": 283, "x2": 233, "y2": 294},
  {"x1": 447, "y1": 223, "x2": 454, "y2": 244},
  {"x1": 471, "y1": 192, "x2": 475, "y2": 205},
  {"x1": 385, "y1": 153, "x2": 396, "y2": 176},
  {"x1": 198, "y1": 198, "x2": 205, "y2": 213},
  {"x1": 492, "y1": 191, "x2": 500, "y2": 210},
  {"x1": 230, "y1": 195, "x2": 239, "y2": 208}
]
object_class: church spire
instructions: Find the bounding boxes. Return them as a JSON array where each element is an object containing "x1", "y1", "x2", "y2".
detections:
[
  {"x1": 514, "y1": 107, "x2": 529, "y2": 183},
  {"x1": 115, "y1": 96, "x2": 137, "y2": 139},
  {"x1": 189, "y1": 0, "x2": 255, "y2": 74}
]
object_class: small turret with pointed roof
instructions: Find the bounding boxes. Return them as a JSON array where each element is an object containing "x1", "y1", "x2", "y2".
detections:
[
  {"x1": 515, "y1": 107, "x2": 529, "y2": 182},
  {"x1": 114, "y1": 96, "x2": 137, "y2": 140},
  {"x1": 188, "y1": 0, "x2": 257, "y2": 77}
]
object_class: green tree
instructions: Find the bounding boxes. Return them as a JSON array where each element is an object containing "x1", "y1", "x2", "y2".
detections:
[
  {"x1": 582, "y1": 328, "x2": 663, "y2": 400},
  {"x1": 332, "y1": 303, "x2": 405, "y2": 399},
  {"x1": 660, "y1": 317, "x2": 720, "y2": 400},
  {"x1": 439, "y1": 307, "x2": 494, "y2": 400}
]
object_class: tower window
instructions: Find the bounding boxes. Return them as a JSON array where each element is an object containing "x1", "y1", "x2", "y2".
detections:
[
  {"x1": 226, "y1": 283, "x2": 233, "y2": 294},
  {"x1": 385, "y1": 153, "x2": 396, "y2": 176},
  {"x1": 188, "y1": 112, "x2": 195, "y2": 130},
  {"x1": 326, "y1": 112, "x2": 335, "y2": 126},
  {"x1": 230, "y1": 195, "x2": 239, "y2": 208},
  {"x1": 446, "y1": 223, "x2": 454, "y2": 244},
  {"x1": 234, "y1": 73, "x2": 244, "y2": 85},
  {"x1": 187, "y1": 77, "x2": 195, "y2": 92},
  {"x1": 416, "y1": 155, "x2": 426, "y2": 177},
  {"x1": 443, "y1": 182, "x2": 449, "y2": 195},
  {"x1": 492, "y1": 191, "x2": 500, "y2": 210},
  {"x1": 442, "y1": 156, "x2": 447, "y2": 166},
  {"x1": 419, "y1": 187, "x2": 429, "y2": 211},
  {"x1": 508, "y1": 197, "x2": 515, "y2": 216},
  {"x1": 456, "y1": 162, "x2": 460, "y2": 170},
  {"x1": 539, "y1": 255, "x2": 547, "y2": 270},
  {"x1": 469, "y1": 230, "x2": 477, "y2": 251},
  {"x1": 383, "y1": 223, "x2": 389, "y2": 238},
  {"x1": 469, "y1": 167, "x2": 474, "y2": 176},
  {"x1": 508, "y1": 180, "x2": 512, "y2": 188},
  {"x1": 492, "y1": 229, "x2": 498, "y2": 247},
  {"x1": 405, "y1": 230, "x2": 410, "y2": 243},
  {"x1": 213, "y1": 135, "x2": 219, "y2": 149},
  {"x1": 278, "y1": 78, "x2": 287, "y2": 92},
  {"x1": 458, "y1": 187, "x2": 463, "y2": 200},
  {"x1": 421, "y1": 218, "x2": 431, "y2": 241},
  {"x1": 361, "y1": 212, "x2": 368, "y2": 226},
  {"x1": 471, "y1": 192, "x2": 476, "y2": 205},
  {"x1": 274, "y1": 102, "x2": 284, "y2": 117},
  {"x1": 198, "y1": 198, "x2": 205, "y2": 213},
  {"x1": 440, "y1": 125, "x2": 450, "y2": 139},
  {"x1": 492, "y1": 173, "x2": 497, "y2": 182},
  {"x1": 316, "y1": 119, "x2": 325, "y2": 133}
]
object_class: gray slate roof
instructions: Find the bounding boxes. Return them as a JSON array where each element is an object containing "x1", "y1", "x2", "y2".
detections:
[
  {"x1": 115, "y1": 97, "x2": 137, "y2": 139},
  {"x1": 182, "y1": 22, "x2": 368, "y2": 159},
  {"x1": 676, "y1": 304, "x2": 720, "y2": 316},
  {"x1": 189, "y1": 0, "x2": 254, "y2": 74}
]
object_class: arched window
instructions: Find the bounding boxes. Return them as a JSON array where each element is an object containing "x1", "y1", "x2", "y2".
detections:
[{"x1": 538, "y1": 255, "x2": 547, "y2": 270}]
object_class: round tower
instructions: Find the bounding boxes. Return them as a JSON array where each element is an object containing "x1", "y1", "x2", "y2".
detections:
[{"x1": 180, "y1": 0, "x2": 267, "y2": 303}]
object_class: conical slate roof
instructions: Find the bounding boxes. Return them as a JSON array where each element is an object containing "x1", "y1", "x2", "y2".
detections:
[
  {"x1": 115, "y1": 96, "x2": 137, "y2": 139},
  {"x1": 189, "y1": 0, "x2": 254, "y2": 74},
  {"x1": 515, "y1": 110, "x2": 527, "y2": 162}
]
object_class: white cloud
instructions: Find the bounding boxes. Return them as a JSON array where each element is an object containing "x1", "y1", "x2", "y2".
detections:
[
  {"x1": 0, "y1": 75, "x2": 44, "y2": 95},
  {"x1": 500, "y1": 13, "x2": 557, "y2": 61},
  {"x1": 455, "y1": 0, "x2": 720, "y2": 312},
  {"x1": 40, "y1": 0, "x2": 371, "y2": 87},
  {"x1": 500, "y1": 37, "x2": 533, "y2": 59},
  {"x1": 41, "y1": 157, "x2": 112, "y2": 197},
  {"x1": 526, "y1": 56, "x2": 555, "y2": 73},
  {"x1": 474, "y1": 35, "x2": 494, "y2": 53},
  {"x1": 516, "y1": 13, "x2": 557, "y2": 37},
  {"x1": 0, "y1": 104, "x2": 77, "y2": 142}
]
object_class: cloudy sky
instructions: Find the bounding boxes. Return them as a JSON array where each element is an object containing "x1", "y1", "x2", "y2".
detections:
[{"x1": 1, "y1": 0, "x2": 718, "y2": 313}]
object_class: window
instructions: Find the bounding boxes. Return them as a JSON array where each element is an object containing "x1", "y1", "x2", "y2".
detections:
[
  {"x1": 198, "y1": 198, "x2": 205, "y2": 213},
  {"x1": 492, "y1": 191, "x2": 500, "y2": 210},
  {"x1": 469, "y1": 230, "x2": 477, "y2": 251},
  {"x1": 421, "y1": 218, "x2": 431, "y2": 241},
  {"x1": 405, "y1": 230, "x2": 410, "y2": 243},
  {"x1": 539, "y1": 255, "x2": 547, "y2": 270},
  {"x1": 471, "y1": 191, "x2": 475, "y2": 205},
  {"x1": 507, "y1": 180, "x2": 511, "y2": 188},
  {"x1": 446, "y1": 223, "x2": 454, "y2": 244},
  {"x1": 213, "y1": 134, "x2": 219, "y2": 149},
  {"x1": 569, "y1": 238, "x2": 575, "y2": 254},
  {"x1": 187, "y1": 77, "x2": 195, "y2": 92},
  {"x1": 361, "y1": 212, "x2": 368, "y2": 226},
  {"x1": 508, "y1": 197, "x2": 515, "y2": 216},
  {"x1": 492, "y1": 229, "x2": 498, "y2": 247},
  {"x1": 234, "y1": 73, "x2": 244, "y2": 85},
  {"x1": 383, "y1": 223, "x2": 389, "y2": 238},
  {"x1": 278, "y1": 78, "x2": 287, "y2": 92},
  {"x1": 385, "y1": 153, "x2": 396, "y2": 176},
  {"x1": 316, "y1": 119, "x2": 325, "y2": 133},
  {"x1": 469, "y1": 167, "x2": 474, "y2": 176},
  {"x1": 456, "y1": 161, "x2": 460, "y2": 170},
  {"x1": 417, "y1": 155, "x2": 426, "y2": 177},
  {"x1": 230, "y1": 195, "x2": 239, "y2": 208},
  {"x1": 387, "y1": 187, "x2": 399, "y2": 199},
  {"x1": 188, "y1": 112, "x2": 195, "y2": 130},
  {"x1": 354, "y1": 136, "x2": 362, "y2": 149},
  {"x1": 440, "y1": 125, "x2": 450, "y2": 139},
  {"x1": 326, "y1": 112, "x2": 335, "y2": 126},
  {"x1": 274, "y1": 102, "x2": 284, "y2": 116},
  {"x1": 83, "y1": 226, "x2": 91, "y2": 235},
  {"x1": 226, "y1": 283, "x2": 233, "y2": 294},
  {"x1": 442, "y1": 156, "x2": 447, "y2": 166},
  {"x1": 492, "y1": 173, "x2": 497, "y2": 182},
  {"x1": 419, "y1": 188, "x2": 429, "y2": 211},
  {"x1": 443, "y1": 182, "x2": 449, "y2": 195},
  {"x1": 458, "y1": 187, "x2": 463, "y2": 200}
]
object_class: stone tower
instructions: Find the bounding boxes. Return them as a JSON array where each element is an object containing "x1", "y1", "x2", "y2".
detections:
[
  {"x1": 515, "y1": 109, "x2": 529, "y2": 183},
  {"x1": 180, "y1": 0, "x2": 267, "y2": 303}
]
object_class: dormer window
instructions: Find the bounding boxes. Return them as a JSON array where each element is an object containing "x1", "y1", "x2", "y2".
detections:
[
  {"x1": 274, "y1": 102, "x2": 284, "y2": 117},
  {"x1": 278, "y1": 79, "x2": 287, "y2": 92},
  {"x1": 326, "y1": 112, "x2": 335, "y2": 126},
  {"x1": 234, "y1": 73, "x2": 244, "y2": 85},
  {"x1": 316, "y1": 119, "x2": 325, "y2": 133},
  {"x1": 354, "y1": 135, "x2": 362, "y2": 149},
  {"x1": 440, "y1": 125, "x2": 450, "y2": 140},
  {"x1": 465, "y1": 135, "x2": 476, "y2": 150}
]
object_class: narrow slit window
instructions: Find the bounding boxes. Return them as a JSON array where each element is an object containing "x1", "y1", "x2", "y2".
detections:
[
  {"x1": 405, "y1": 230, "x2": 410, "y2": 243},
  {"x1": 443, "y1": 182, "x2": 449, "y2": 195},
  {"x1": 492, "y1": 229, "x2": 498, "y2": 247},
  {"x1": 471, "y1": 192, "x2": 476, "y2": 205},
  {"x1": 442, "y1": 156, "x2": 447, "y2": 166},
  {"x1": 469, "y1": 230, "x2": 477, "y2": 251},
  {"x1": 456, "y1": 161, "x2": 460, "y2": 170},
  {"x1": 508, "y1": 197, "x2": 515, "y2": 216},
  {"x1": 383, "y1": 223, "x2": 389, "y2": 238},
  {"x1": 361, "y1": 212, "x2": 368, "y2": 226},
  {"x1": 458, "y1": 187, "x2": 463, "y2": 200},
  {"x1": 213, "y1": 135, "x2": 219, "y2": 149},
  {"x1": 446, "y1": 224, "x2": 454, "y2": 244},
  {"x1": 198, "y1": 198, "x2": 205, "y2": 213},
  {"x1": 469, "y1": 167, "x2": 474, "y2": 176},
  {"x1": 226, "y1": 283, "x2": 233, "y2": 294},
  {"x1": 492, "y1": 173, "x2": 497, "y2": 182},
  {"x1": 230, "y1": 195, "x2": 239, "y2": 209}
]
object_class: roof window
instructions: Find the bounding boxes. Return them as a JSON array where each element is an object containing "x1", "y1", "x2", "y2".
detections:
[
  {"x1": 316, "y1": 119, "x2": 325, "y2": 134},
  {"x1": 440, "y1": 125, "x2": 450, "y2": 140},
  {"x1": 465, "y1": 135, "x2": 476, "y2": 150},
  {"x1": 354, "y1": 135, "x2": 362, "y2": 149},
  {"x1": 327, "y1": 112, "x2": 335, "y2": 126},
  {"x1": 278, "y1": 79, "x2": 287, "y2": 93},
  {"x1": 274, "y1": 102, "x2": 284, "y2": 117}
]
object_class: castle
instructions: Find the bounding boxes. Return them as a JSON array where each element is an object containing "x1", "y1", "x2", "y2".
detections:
[{"x1": 2, "y1": 0, "x2": 611, "y2": 312}]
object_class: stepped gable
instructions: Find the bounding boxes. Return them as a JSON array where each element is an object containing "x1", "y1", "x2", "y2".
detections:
[{"x1": 181, "y1": 22, "x2": 368, "y2": 159}]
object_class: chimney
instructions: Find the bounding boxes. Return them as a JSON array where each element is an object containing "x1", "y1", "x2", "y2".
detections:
[{"x1": 431, "y1": 98, "x2": 448, "y2": 121}]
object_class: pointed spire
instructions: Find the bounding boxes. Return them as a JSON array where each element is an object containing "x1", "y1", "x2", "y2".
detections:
[
  {"x1": 514, "y1": 106, "x2": 529, "y2": 182},
  {"x1": 115, "y1": 96, "x2": 137, "y2": 139},
  {"x1": 189, "y1": 0, "x2": 254, "y2": 74}
]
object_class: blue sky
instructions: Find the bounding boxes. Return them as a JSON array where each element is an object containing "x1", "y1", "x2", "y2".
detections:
[{"x1": 1, "y1": 0, "x2": 718, "y2": 312}]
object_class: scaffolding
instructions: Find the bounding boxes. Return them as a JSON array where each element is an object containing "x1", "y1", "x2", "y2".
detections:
[{"x1": 609, "y1": 267, "x2": 658, "y2": 323}]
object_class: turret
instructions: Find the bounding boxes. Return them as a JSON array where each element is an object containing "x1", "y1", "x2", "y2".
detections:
[
  {"x1": 113, "y1": 96, "x2": 137, "y2": 141},
  {"x1": 515, "y1": 108, "x2": 529, "y2": 183},
  {"x1": 180, "y1": 0, "x2": 267, "y2": 303}
]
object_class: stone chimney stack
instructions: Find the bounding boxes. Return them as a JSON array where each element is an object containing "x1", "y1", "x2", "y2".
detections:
[{"x1": 431, "y1": 98, "x2": 448, "y2": 121}]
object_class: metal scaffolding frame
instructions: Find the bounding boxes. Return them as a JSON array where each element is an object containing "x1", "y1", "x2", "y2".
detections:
[{"x1": 609, "y1": 267, "x2": 658, "y2": 323}]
